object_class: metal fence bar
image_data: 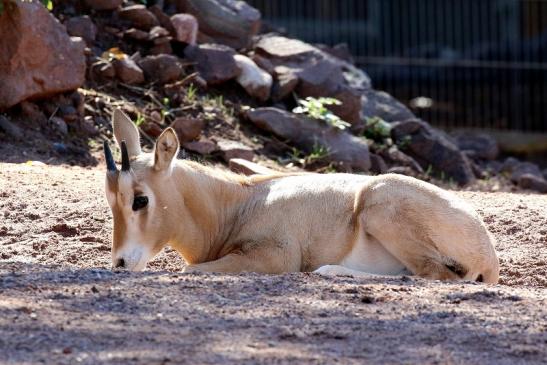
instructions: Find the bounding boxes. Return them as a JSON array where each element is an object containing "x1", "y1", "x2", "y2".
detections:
[{"x1": 248, "y1": 0, "x2": 547, "y2": 132}]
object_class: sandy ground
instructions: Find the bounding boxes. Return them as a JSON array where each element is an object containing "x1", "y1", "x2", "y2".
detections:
[{"x1": 0, "y1": 162, "x2": 546, "y2": 364}]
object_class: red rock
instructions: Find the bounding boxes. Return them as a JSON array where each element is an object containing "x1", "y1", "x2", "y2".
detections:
[
  {"x1": 64, "y1": 16, "x2": 97, "y2": 44},
  {"x1": 233, "y1": 55, "x2": 272, "y2": 101},
  {"x1": 138, "y1": 54, "x2": 182, "y2": 84},
  {"x1": 217, "y1": 140, "x2": 255, "y2": 162},
  {"x1": 124, "y1": 28, "x2": 150, "y2": 41},
  {"x1": 113, "y1": 58, "x2": 145, "y2": 84},
  {"x1": 118, "y1": 5, "x2": 160, "y2": 31},
  {"x1": 85, "y1": 0, "x2": 122, "y2": 10},
  {"x1": 184, "y1": 44, "x2": 240, "y2": 85},
  {"x1": 170, "y1": 117, "x2": 204, "y2": 143},
  {"x1": 175, "y1": 0, "x2": 260, "y2": 49},
  {"x1": 246, "y1": 107, "x2": 371, "y2": 171},
  {"x1": 229, "y1": 158, "x2": 276, "y2": 176},
  {"x1": 148, "y1": 5, "x2": 177, "y2": 36},
  {"x1": 141, "y1": 121, "x2": 163, "y2": 138},
  {"x1": 170, "y1": 13, "x2": 198, "y2": 45},
  {"x1": 0, "y1": 1, "x2": 86, "y2": 110},
  {"x1": 182, "y1": 139, "x2": 217, "y2": 155}
]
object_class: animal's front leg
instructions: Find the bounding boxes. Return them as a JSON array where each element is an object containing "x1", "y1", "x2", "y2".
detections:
[{"x1": 183, "y1": 247, "x2": 292, "y2": 274}]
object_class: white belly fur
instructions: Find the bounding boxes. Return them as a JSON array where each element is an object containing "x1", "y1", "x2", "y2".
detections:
[{"x1": 340, "y1": 230, "x2": 407, "y2": 275}]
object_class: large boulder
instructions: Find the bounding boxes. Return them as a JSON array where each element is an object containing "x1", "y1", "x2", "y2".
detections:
[
  {"x1": 0, "y1": 1, "x2": 86, "y2": 110},
  {"x1": 361, "y1": 89, "x2": 416, "y2": 124},
  {"x1": 391, "y1": 119, "x2": 475, "y2": 185},
  {"x1": 254, "y1": 35, "x2": 370, "y2": 125},
  {"x1": 174, "y1": 0, "x2": 261, "y2": 49},
  {"x1": 247, "y1": 108, "x2": 371, "y2": 171},
  {"x1": 233, "y1": 54, "x2": 272, "y2": 101},
  {"x1": 184, "y1": 44, "x2": 240, "y2": 84},
  {"x1": 451, "y1": 131, "x2": 499, "y2": 161}
]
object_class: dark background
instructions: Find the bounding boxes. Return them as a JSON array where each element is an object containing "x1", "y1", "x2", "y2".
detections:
[{"x1": 249, "y1": 0, "x2": 547, "y2": 132}]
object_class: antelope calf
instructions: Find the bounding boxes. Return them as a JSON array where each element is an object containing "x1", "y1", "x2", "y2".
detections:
[{"x1": 104, "y1": 109, "x2": 499, "y2": 283}]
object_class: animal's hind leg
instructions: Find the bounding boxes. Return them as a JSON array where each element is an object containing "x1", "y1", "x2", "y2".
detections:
[{"x1": 354, "y1": 175, "x2": 499, "y2": 282}]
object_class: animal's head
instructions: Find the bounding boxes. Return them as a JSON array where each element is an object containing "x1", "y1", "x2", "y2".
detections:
[{"x1": 104, "y1": 109, "x2": 182, "y2": 271}]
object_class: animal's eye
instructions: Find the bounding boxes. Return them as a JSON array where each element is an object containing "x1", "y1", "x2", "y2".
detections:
[{"x1": 132, "y1": 196, "x2": 148, "y2": 211}]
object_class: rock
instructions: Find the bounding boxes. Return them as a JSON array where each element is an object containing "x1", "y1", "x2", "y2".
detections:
[
  {"x1": 84, "y1": 0, "x2": 122, "y2": 10},
  {"x1": 255, "y1": 35, "x2": 316, "y2": 59},
  {"x1": 50, "y1": 117, "x2": 68, "y2": 136},
  {"x1": 0, "y1": 116, "x2": 23, "y2": 139},
  {"x1": 378, "y1": 146, "x2": 424, "y2": 174},
  {"x1": 0, "y1": 1, "x2": 86, "y2": 110},
  {"x1": 369, "y1": 153, "x2": 388, "y2": 174},
  {"x1": 543, "y1": 168, "x2": 547, "y2": 181},
  {"x1": 149, "y1": 42, "x2": 173, "y2": 55},
  {"x1": 113, "y1": 58, "x2": 145, "y2": 84},
  {"x1": 170, "y1": 13, "x2": 198, "y2": 44},
  {"x1": 184, "y1": 44, "x2": 240, "y2": 85},
  {"x1": 149, "y1": 5, "x2": 177, "y2": 36},
  {"x1": 254, "y1": 35, "x2": 364, "y2": 125},
  {"x1": 247, "y1": 108, "x2": 371, "y2": 171},
  {"x1": 327, "y1": 86, "x2": 362, "y2": 126},
  {"x1": 217, "y1": 140, "x2": 255, "y2": 162},
  {"x1": 229, "y1": 158, "x2": 277, "y2": 176},
  {"x1": 124, "y1": 28, "x2": 150, "y2": 41},
  {"x1": 452, "y1": 131, "x2": 499, "y2": 161},
  {"x1": 233, "y1": 55, "x2": 272, "y2": 101},
  {"x1": 272, "y1": 66, "x2": 298, "y2": 101},
  {"x1": 80, "y1": 117, "x2": 100, "y2": 136},
  {"x1": 175, "y1": 0, "x2": 261, "y2": 49},
  {"x1": 170, "y1": 117, "x2": 204, "y2": 143},
  {"x1": 137, "y1": 54, "x2": 182, "y2": 84},
  {"x1": 94, "y1": 61, "x2": 116, "y2": 78},
  {"x1": 118, "y1": 5, "x2": 160, "y2": 31},
  {"x1": 518, "y1": 174, "x2": 547, "y2": 193},
  {"x1": 19, "y1": 101, "x2": 47, "y2": 125},
  {"x1": 386, "y1": 166, "x2": 418, "y2": 178},
  {"x1": 361, "y1": 89, "x2": 416, "y2": 124},
  {"x1": 391, "y1": 119, "x2": 475, "y2": 185},
  {"x1": 149, "y1": 26, "x2": 170, "y2": 40},
  {"x1": 251, "y1": 54, "x2": 275, "y2": 75},
  {"x1": 182, "y1": 138, "x2": 217, "y2": 155},
  {"x1": 64, "y1": 16, "x2": 97, "y2": 45},
  {"x1": 59, "y1": 105, "x2": 78, "y2": 123},
  {"x1": 316, "y1": 43, "x2": 354, "y2": 63},
  {"x1": 501, "y1": 158, "x2": 544, "y2": 183},
  {"x1": 141, "y1": 121, "x2": 163, "y2": 138}
]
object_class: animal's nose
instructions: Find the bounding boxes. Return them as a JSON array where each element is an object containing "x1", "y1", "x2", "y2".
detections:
[{"x1": 115, "y1": 258, "x2": 126, "y2": 269}]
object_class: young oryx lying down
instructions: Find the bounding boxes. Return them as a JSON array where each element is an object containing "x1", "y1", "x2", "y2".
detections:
[{"x1": 104, "y1": 109, "x2": 500, "y2": 283}]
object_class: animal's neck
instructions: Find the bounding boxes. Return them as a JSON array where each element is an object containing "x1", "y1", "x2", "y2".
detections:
[{"x1": 168, "y1": 161, "x2": 254, "y2": 264}]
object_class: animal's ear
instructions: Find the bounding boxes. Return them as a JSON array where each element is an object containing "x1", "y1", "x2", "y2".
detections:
[
  {"x1": 112, "y1": 109, "x2": 142, "y2": 158},
  {"x1": 154, "y1": 128, "x2": 179, "y2": 171}
]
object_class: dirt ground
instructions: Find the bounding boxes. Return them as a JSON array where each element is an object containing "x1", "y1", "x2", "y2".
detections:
[{"x1": 0, "y1": 162, "x2": 546, "y2": 364}]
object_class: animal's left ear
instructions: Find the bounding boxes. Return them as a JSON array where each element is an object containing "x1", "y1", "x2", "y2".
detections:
[{"x1": 154, "y1": 128, "x2": 179, "y2": 171}]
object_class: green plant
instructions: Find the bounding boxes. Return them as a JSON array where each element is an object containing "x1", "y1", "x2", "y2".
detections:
[
  {"x1": 363, "y1": 117, "x2": 392, "y2": 141},
  {"x1": 293, "y1": 97, "x2": 351, "y2": 130},
  {"x1": 135, "y1": 113, "x2": 145, "y2": 127},
  {"x1": 186, "y1": 84, "x2": 197, "y2": 103},
  {"x1": 286, "y1": 142, "x2": 329, "y2": 167}
]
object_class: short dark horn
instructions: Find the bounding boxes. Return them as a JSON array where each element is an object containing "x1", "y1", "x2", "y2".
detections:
[
  {"x1": 103, "y1": 141, "x2": 117, "y2": 172},
  {"x1": 121, "y1": 140, "x2": 130, "y2": 171}
]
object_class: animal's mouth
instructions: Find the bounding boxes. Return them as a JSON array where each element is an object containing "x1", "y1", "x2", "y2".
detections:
[{"x1": 113, "y1": 246, "x2": 149, "y2": 271}]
